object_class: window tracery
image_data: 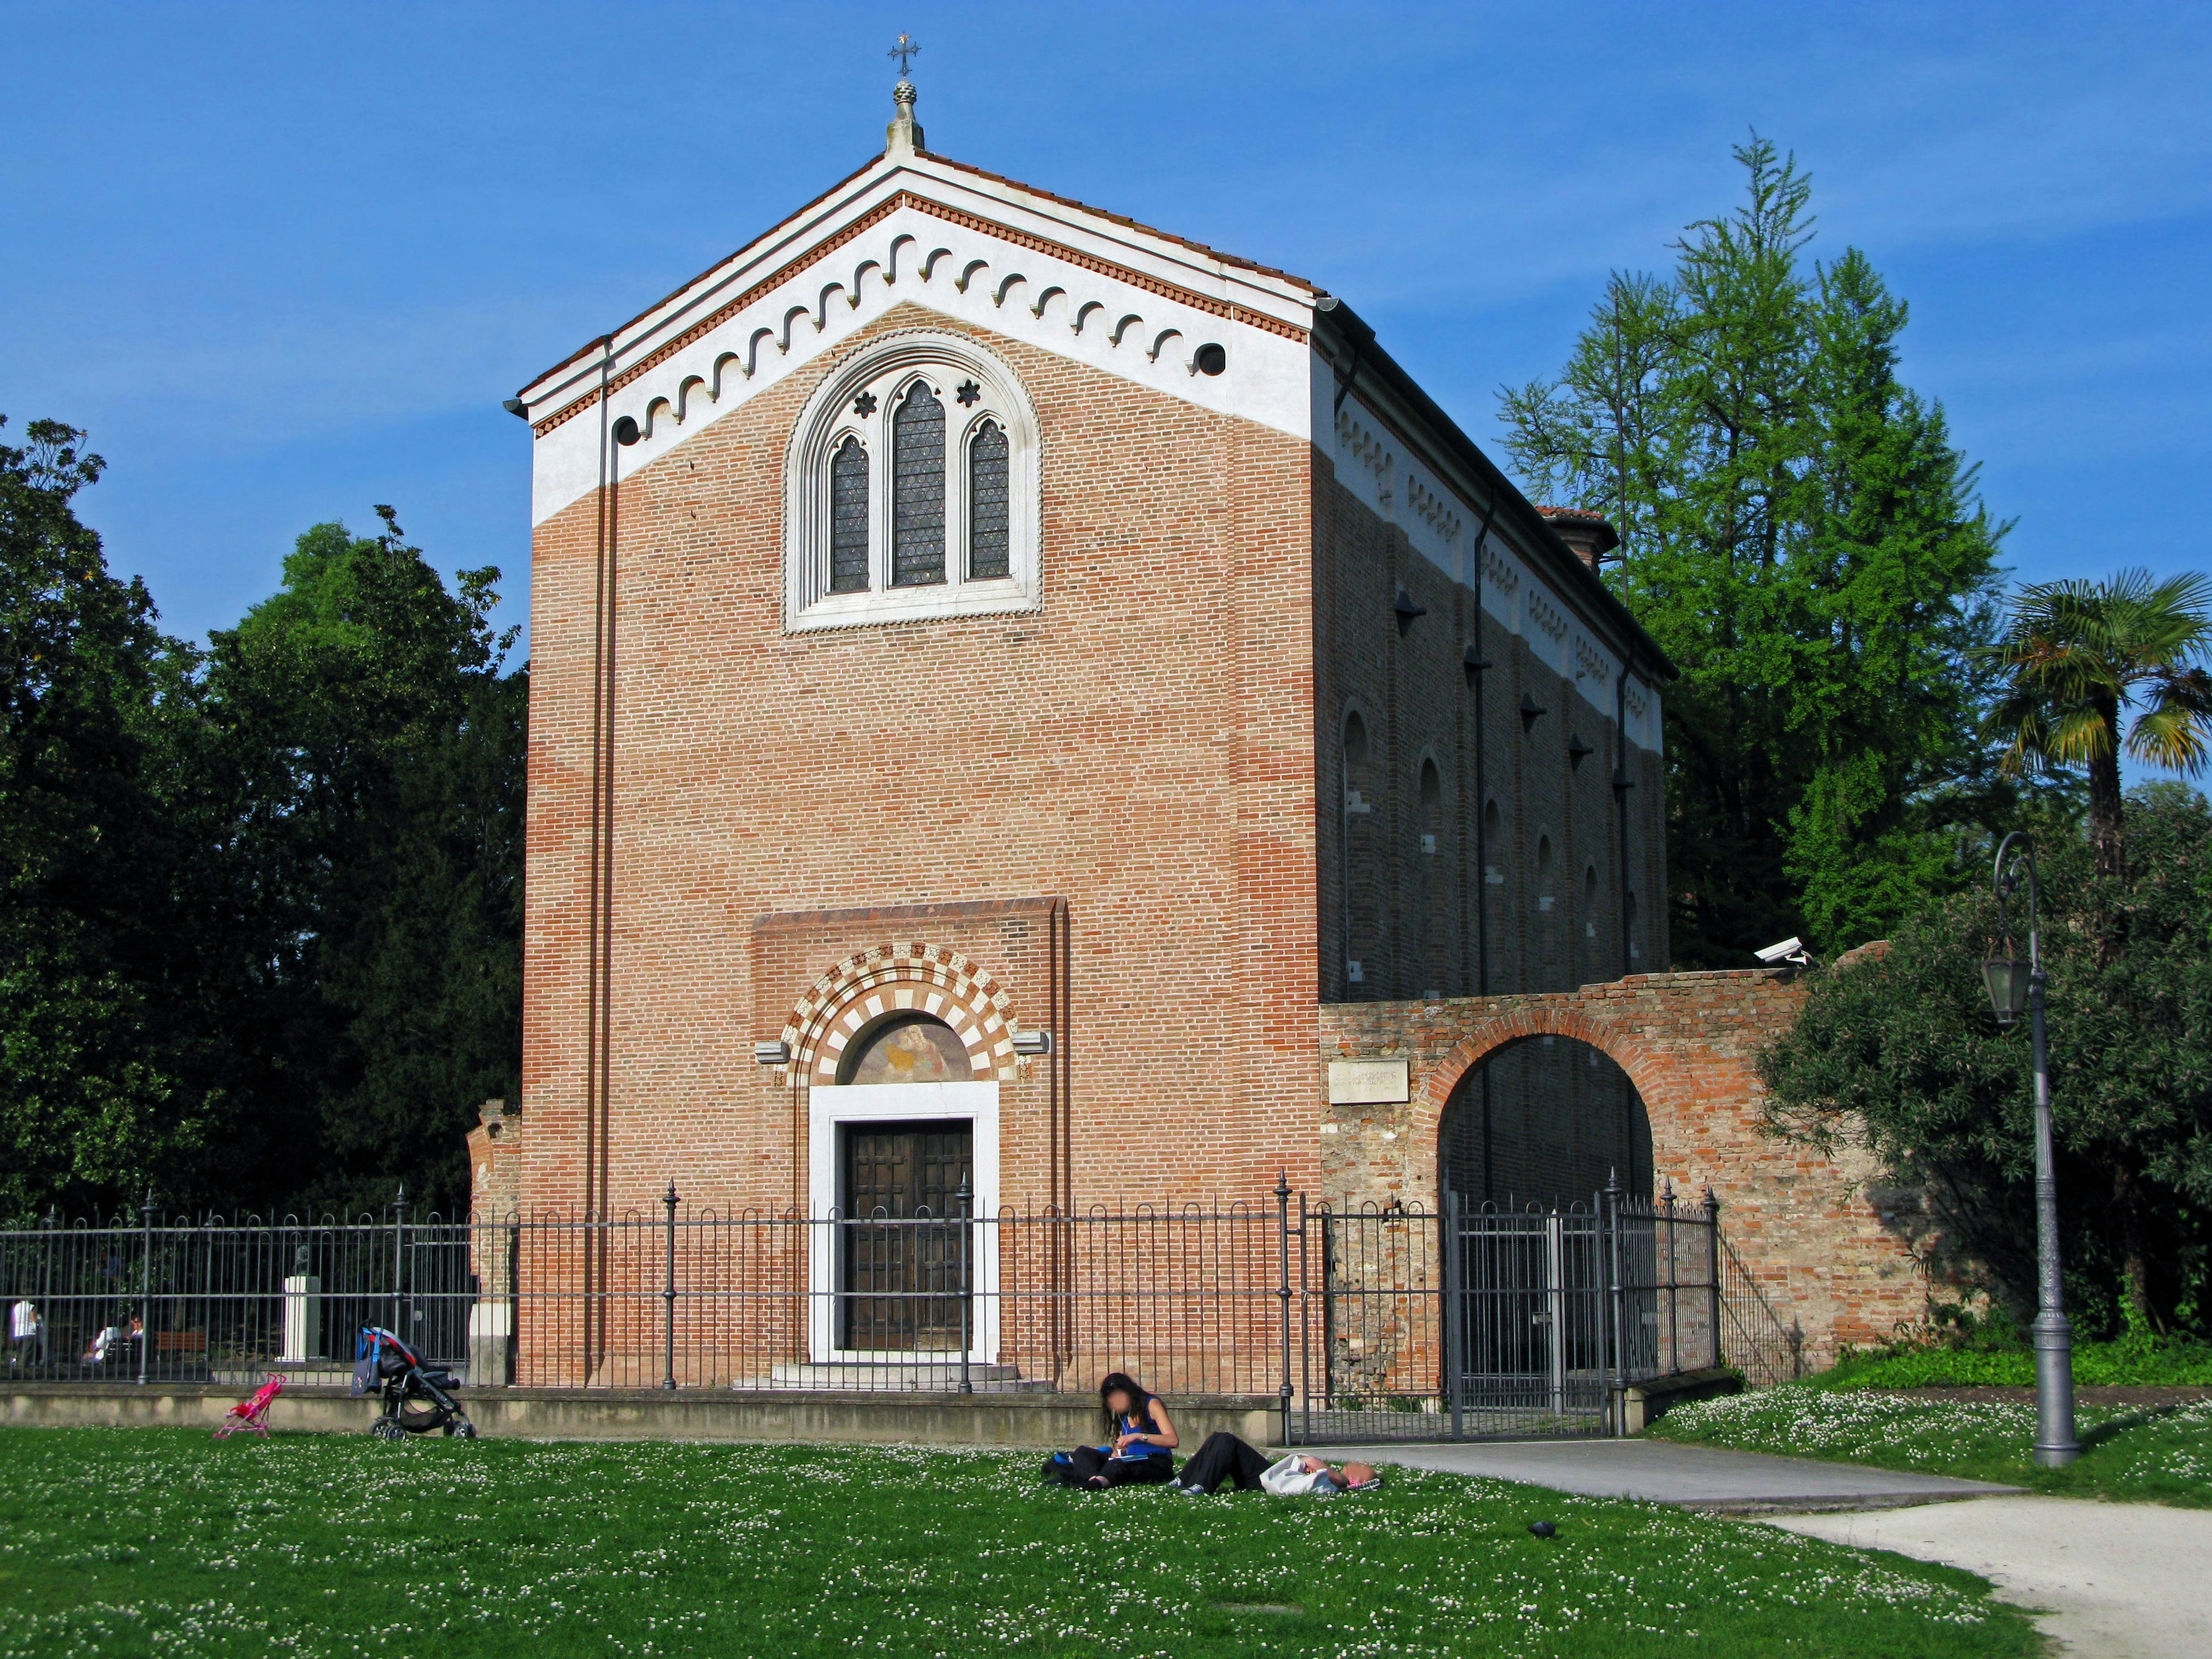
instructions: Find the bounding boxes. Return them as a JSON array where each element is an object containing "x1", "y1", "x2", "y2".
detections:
[{"x1": 784, "y1": 332, "x2": 1040, "y2": 630}]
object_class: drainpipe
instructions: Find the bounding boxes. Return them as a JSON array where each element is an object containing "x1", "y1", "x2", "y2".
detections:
[
  {"x1": 1467, "y1": 501, "x2": 1499, "y2": 995},
  {"x1": 1613, "y1": 667, "x2": 1634, "y2": 978},
  {"x1": 1465, "y1": 498, "x2": 1499, "y2": 1206},
  {"x1": 584, "y1": 335, "x2": 615, "y2": 1376}
]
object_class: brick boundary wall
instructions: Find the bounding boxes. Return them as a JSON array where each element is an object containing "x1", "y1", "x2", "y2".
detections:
[{"x1": 1319, "y1": 966, "x2": 1929, "y2": 1365}]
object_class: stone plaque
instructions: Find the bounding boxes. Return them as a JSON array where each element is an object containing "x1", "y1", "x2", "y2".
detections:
[{"x1": 1328, "y1": 1058, "x2": 1410, "y2": 1105}]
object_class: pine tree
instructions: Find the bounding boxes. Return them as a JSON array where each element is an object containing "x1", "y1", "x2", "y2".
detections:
[{"x1": 1501, "y1": 139, "x2": 2008, "y2": 963}]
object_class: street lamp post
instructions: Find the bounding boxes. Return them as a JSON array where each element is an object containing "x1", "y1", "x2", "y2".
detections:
[{"x1": 1982, "y1": 831, "x2": 2079, "y2": 1468}]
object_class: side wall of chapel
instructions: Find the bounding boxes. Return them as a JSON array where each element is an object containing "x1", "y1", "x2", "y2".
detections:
[
  {"x1": 518, "y1": 302, "x2": 1325, "y2": 1221},
  {"x1": 1309, "y1": 429, "x2": 1670, "y2": 1205}
]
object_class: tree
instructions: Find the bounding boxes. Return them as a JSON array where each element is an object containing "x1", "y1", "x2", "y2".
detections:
[
  {"x1": 1984, "y1": 570, "x2": 2212, "y2": 880},
  {"x1": 0, "y1": 418, "x2": 217, "y2": 1217},
  {"x1": 1760, "y1": 785, "x2": 2212, "y2": 1335},
  {"x1": 203, "y1": 507, "x2": 524, "y2": 1216},
  {"x1": 1499, "y1": 139, "x2": 2010, "y2": 964}
]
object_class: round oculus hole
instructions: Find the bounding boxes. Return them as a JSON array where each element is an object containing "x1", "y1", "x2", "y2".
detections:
[{"x1": 1193, "y1": 343, "x2": 1228, "y2": 376}]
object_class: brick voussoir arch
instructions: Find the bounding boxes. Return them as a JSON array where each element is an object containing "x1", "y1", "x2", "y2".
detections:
[
  {"x1": 1408, "y1": 1002, "x2": 1683, "y2": 1162},
  {"x1": 783, "y1": 941, "x2": 1020, "y2": 1085}
]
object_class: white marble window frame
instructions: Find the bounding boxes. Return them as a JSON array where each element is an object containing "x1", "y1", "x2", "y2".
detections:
[{"x1": 785, "y1": 331, "x2": 1041, "y2": 631}]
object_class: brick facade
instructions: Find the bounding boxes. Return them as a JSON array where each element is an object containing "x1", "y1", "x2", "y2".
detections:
[
  {"x1": 518, "y1": 302, "x2": 1325, "y2": 1222},
  {"x1": 1320, "y1": 971, "x2": 1929, "y2": 1362},
  {"x1": 495, "y1": 135, "x2": 1930, "y2": 1376}
]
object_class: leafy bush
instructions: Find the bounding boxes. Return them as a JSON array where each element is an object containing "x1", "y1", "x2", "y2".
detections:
[{"x1": 1760, "y1": 785, "x2": 2212, "y2": 1338}]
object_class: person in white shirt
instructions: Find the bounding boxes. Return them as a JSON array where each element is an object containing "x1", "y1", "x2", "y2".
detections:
[
  {"x1": 1173, "y1": 1430, "x2": 1381, "y2": 1495},
  {"x1": 7, "y1": 1300, "x2": 43, "y2": 1368}
]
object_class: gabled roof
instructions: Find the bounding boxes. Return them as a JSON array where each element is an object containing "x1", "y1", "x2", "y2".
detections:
[
  {"x1": 514, "y1": 130, "x2": 1672, "y2": 681},
  {"x1": 517, "y1": 145, "x2": 1316, "y2": 416}
]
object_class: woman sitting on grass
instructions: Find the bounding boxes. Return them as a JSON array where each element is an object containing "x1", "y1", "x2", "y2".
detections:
[{"x1": 1051, "y1": 1372, "x2": 1180, "y2": 1489}]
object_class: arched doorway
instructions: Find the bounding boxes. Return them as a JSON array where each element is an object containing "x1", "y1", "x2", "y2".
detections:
[
  {"x1": 808, "y1": 1012, "x2": 998, "y2": 1364},
  {"x1": 1437, "y1": 1035, "x2": 1652, "y2": 1209}
]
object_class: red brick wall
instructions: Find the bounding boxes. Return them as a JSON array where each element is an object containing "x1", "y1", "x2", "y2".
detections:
[
  {"x1": 519, "y1": 303, "x2": 1324, "y2": 1222},
  {"x1": 1319, "y1": 970, "x2": 1929, "y2": 1362}
]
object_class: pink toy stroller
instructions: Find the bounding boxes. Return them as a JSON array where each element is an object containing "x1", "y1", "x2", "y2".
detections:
[{"x1": 214, "y1": 1373, "x2": 285, "y2": 1438}]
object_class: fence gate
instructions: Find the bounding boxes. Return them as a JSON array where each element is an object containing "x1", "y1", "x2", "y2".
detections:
[{"x1": 1291, "y1": 1183, "x2": 1760, "y2": 1444}]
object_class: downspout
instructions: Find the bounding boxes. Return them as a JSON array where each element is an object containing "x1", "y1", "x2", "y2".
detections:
[
  {"x1": 1614, "y1": 666, "x2": 1635, "y2": 979},
  {"x1": 583, "y1": 335, "x2": 615, "y2": 1374},
  {"x1": 1468, "y1": 502, "x2": 1499, "y2": 1209},
  {"x1": 1323, "y1": 300, "x2": 1361, "y2": 1001},
  {"x1": 1467, "y1": 499, "x2": 1499, "y2": 995}
]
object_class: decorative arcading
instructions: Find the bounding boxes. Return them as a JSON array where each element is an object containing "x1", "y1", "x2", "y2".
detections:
[
  {"x1": 779, "y1": 942, "x2": 1019, "y2": 1085},
  {"x1": 1573, "y1": 637, "x2": 1612, "y2": 686},
  {"x1": 532, "y1": 191, "x2": 1306, "y2": 437},
  {"x1": 1527, "y1": 590, "x2": 1570, "y2": 644},
  {"x1": 1407, "y1": 475, "x2": 1463, "y2": 544}
]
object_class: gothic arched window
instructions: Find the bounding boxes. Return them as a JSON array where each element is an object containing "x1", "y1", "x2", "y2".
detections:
[
  {"x1": 785, "y1": 333, "x2": 1041, "y2": 630},
  {"x1": 830, "y1": 437, "x2": 870, "y2": 594},
  {"x1": 968, "y1": 420, "x2": 1010, "y2": 579},
  {"x1": 891, "y1": 381, "x2": 946, "y2": 587}
]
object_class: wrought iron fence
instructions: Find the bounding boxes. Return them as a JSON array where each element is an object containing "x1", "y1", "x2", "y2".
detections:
[
  {"x1": 1290, "y1": 1181, "x2": 1748, "y2": 1441},
  {"x1": 2, "y1": 1183, "x2": 1800, "y2": 1442},
  {"x1": 0, "y1": 1198, "x2": 473, "y2": 1387}
]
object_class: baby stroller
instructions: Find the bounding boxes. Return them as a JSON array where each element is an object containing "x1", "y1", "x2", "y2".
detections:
[{"x1": 352, "y1": 1325, "x2": 476, "y2": 1441}]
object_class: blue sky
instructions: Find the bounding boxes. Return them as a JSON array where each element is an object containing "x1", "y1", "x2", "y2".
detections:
[{"x1": 6, "y1": 1, "x2": 2207, "y2": 671}]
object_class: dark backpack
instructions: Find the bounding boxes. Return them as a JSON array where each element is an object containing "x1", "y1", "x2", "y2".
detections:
[{"x1": 1040, "y1": 1450, "x2": 1080, "y2": 1487}]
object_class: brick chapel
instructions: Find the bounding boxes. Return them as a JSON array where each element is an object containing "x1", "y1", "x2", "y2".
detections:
[{"x1": 484, "y1": 74, "x2": 1925, "y2": 1359}]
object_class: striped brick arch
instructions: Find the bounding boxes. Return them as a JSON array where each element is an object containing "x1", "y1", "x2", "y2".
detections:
[{"x1": 782, "y1": 942, "x2": 1019, "y2": 1085}]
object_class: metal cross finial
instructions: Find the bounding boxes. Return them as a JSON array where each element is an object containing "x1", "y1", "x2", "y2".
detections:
[{"x1": 888, "y1": 32, "x2": 920, "y2": 79}]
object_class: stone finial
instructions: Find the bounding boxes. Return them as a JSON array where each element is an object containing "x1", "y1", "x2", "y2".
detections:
[
  {"x1": 885, "y1": 34, "x2": 925, "y2": 156},
  {"x1": 887, "y1": 77, "x2": 925, "y2": 156}
]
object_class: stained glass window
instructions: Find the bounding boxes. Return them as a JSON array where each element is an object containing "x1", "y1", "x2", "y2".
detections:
[
  {"x1": 891, "y1": 381, "x2": 946, "y2": 587},
  {"x1": 967, "y1": 419, "x2": 1010, "y2": 579},
  {"x1": 830, "y1": 435, "x2": 869, "y2": 593}
]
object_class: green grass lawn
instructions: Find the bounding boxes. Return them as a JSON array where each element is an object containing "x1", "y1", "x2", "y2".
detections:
[
  {"x1": 0, "y1": 1427, "x2": 2038, "y2": 1659},
  {"x1": 1653, "y1": 1389, "x2": 2212, "y2": 1506}
]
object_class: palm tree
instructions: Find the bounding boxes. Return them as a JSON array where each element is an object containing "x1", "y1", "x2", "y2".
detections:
[{"x1": 1986, "y1": 569, "x2": 2212, "y2": 877}]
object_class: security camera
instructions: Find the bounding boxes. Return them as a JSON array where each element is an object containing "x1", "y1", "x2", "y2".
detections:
[{"x1": 1754, "y1": 937, "x2": 1812, "y2": 967}]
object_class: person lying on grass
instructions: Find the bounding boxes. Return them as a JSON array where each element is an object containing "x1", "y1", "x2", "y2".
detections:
[
  {"x1": 1173, "y1": 1430, "x2": 1382, "y2": 1496},
  {"x1": 1044, "y1": 1372, "x2": 1181, "y2": 1488}
]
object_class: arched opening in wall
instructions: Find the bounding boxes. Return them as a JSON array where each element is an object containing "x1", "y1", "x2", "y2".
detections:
[
  {"x1": 823, "y1": 1010, "x2": 986, "y2": 1356},
  {"x1": 1342, "y1": 708, "x2": 1380, "y2": 998},
  {"x1": 1625, "y1": 889, "x2": 1641, "y2": 967},
  {"x1": 1418, "y1": 756, "x2": 1446, "y2": 998},
  {"x1": 1438, "y1": 1036, "x2": 1652, "y2": 1209}
]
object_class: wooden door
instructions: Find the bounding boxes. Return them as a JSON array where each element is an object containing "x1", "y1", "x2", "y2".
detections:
[{"x1": 839, "y1": 1120, "x2": 972, "y2": 1351}]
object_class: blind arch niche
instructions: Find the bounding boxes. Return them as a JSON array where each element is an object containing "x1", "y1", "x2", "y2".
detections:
[{"x1": 785, "y1": 330, "x2": 1042, "y2": 631}]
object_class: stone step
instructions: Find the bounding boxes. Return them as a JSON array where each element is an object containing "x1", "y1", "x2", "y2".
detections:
[{"x1": 764, "y1": 1360, "x2": 1038, "y2": 1391}]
